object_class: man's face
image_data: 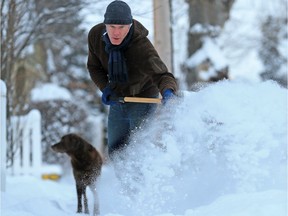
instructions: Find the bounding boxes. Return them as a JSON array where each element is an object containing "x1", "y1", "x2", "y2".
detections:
[{"x1": 106, "y1": 24, "x2": 131, "y2": 45}]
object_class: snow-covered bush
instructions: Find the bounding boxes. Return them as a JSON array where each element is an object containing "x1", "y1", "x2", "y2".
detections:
[{"x1": 31, "y1": 99, "x2": 90, "y2": 164}]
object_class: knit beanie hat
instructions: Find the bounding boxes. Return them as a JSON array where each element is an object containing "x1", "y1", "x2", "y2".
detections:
[{"x1": 104, "y1": 1, "x2": 133, "y2": 25}]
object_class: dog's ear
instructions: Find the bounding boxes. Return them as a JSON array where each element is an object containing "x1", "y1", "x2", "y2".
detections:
[
  {"x1": 87, "y1": 144, "x2": 94, "y2": 152},
  {"x1": 70, "y1": 134, "x2": 84, "y2": 150}
]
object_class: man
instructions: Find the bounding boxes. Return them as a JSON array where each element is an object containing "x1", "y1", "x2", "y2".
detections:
[{"x1": 87, "y1": 0, "x2": 178, "y2": 159}]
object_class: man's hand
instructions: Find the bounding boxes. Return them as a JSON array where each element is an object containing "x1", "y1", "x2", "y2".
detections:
[
  {"x1": 162, "y1": 89, "x2": 175, "y2": 104},
  {"x1": 102, "y1": 86, "x2": 117, "y2": 105}
]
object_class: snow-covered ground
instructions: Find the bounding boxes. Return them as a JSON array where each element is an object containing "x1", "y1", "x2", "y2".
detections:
[
  {"x1": 2, "y1": 80, "x2": 287, "y2": 216},
  {"x1": 2, "y1": 0, "x2": 287, "y2": 215}
]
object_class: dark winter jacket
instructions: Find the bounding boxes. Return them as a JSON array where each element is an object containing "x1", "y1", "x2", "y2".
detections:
[{"x1": 87, "y1": 19, "x2": 178, "y2": 98}]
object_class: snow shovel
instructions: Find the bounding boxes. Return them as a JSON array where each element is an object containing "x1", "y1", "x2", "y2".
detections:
[{"x1": 111, "y1": 96, "x2": 162, "y2": 104}]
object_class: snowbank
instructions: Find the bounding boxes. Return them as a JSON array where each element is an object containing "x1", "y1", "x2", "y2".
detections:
[
  {"x1": 2, "y1": 81, "x2": 286, "y2": 216},
  {"x1": 109, "y1": 80, "x2": 287, "y2": 215}
]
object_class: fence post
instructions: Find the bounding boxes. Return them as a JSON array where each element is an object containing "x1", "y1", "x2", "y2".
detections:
[
  {"x1": 29, "y1": 109, "x2": 42, "y2": 176},
  {"x1": 1, "y1": 80, "x2": 7, "y2": 192}
]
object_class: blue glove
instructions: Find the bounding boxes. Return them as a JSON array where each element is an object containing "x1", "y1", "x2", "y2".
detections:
[
  {"x1": 102, "y1": 86, "x2": 116, "y2": 105},
  {"x1": 162, "y1": 89, "x2": 175, "y2": 104}
]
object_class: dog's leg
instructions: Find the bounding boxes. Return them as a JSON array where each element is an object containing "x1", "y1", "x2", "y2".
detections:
[
  {"x1": 89, "y1": 183, "x2": 100, "y2": 216},
  {"x1": 83, "y1": 186, "x2": 89, "y2": 214},
  {"x1": 76, "y1": 184, "x2": 83, "y2": 213}
]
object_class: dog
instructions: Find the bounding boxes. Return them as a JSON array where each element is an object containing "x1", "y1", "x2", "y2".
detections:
[{"x1": 51, "y1": 133, "x2": 103, "y2": 216}]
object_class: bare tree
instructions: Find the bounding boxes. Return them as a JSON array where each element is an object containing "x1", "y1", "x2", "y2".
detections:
[
  {"x1": 1, "y1": 0, "x2": 87, "y2": 167},
  {"x1": 187, "y1": 0, "x2": 234, "y2": 55},
  {"x1": 259, "y1": 16, "x2": 287, "y2": 88},
  {"x1": 184, "y1": 0, "x2": 234, "y2": 88}
]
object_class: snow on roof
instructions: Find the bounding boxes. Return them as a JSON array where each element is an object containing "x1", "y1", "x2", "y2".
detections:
[{"x1": 31, "y1": 83, "x2": 72, "y2": 102}]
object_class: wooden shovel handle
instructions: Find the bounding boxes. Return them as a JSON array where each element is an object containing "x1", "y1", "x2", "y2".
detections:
[{"x1": 123, "y1": 97, "x2": 161, "y2": 104}]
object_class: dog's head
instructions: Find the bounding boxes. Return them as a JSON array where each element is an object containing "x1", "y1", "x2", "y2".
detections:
[{"x1": 51, "y1": 133, "x2": 86, "y2": 154}]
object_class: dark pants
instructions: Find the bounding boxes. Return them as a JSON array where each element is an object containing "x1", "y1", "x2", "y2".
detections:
[{"x1": 107, "y1": 102, "x2": 157, "y2": 158}]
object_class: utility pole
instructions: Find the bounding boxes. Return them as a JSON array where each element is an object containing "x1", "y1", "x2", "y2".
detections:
[{"x1": 153, "y1": 0, "x2": 173, "y2": 72}]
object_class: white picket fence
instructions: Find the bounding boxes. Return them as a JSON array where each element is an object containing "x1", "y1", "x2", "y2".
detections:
[
  {"x1": 1, "y1": 80, "x2": 43, "y2": 192},
  {"x1": 8, "y1": 109, "x2": 42, "y2": 176}
]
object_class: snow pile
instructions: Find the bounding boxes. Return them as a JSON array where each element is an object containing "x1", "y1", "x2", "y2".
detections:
[
  {"x1": 184, "y1": 190, "x2": 286, "y2": 216},
  {"x1": 98, "y1": 80, "x2": 287, "y2": 216},
  {"x1": 2, "y1": 81, "x2": 287, "y2": 216}
]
